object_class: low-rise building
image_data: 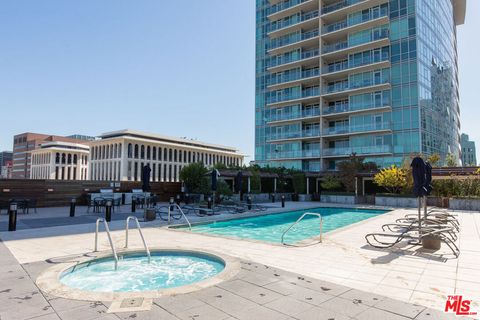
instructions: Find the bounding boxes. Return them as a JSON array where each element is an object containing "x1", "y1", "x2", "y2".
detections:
[
  {"x1": 30, "y1": 142, "x2": 90, "y2": 180},
  {"x1": 1, "y1": 160, "x2": 13, "y2": 179},
  {"x1": 88, "y1": 129, "x2": 244, "y2": 182}
]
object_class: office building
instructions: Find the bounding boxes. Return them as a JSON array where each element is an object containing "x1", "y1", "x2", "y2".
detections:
[
  {"x1": 460, "y1": 133, "x2": 476, "y2": 166},
  {"x1": 30, "y1": 142, "x2": 90, "y2": 180},
  {"x1": 88, "y1": 129, "x2": 244, "y2": 182},
  {"x1": 12, "y1": 133, "x2": 89, "y2": 179},
  {"x1": 255, "y1": 0, "x2": 466, "y2": 171}
]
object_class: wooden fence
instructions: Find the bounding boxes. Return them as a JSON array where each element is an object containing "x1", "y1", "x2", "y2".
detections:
[{"x1": 0, "y1": 179, "x2": 181, "y2": 207}]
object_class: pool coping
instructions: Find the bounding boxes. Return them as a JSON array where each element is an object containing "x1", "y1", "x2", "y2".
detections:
[
  {"x1": 36, "y1": 247, "x2": 241, "y2": 302},
  {"x1": 166, "y1": 204, "x2": 396, "y2": 247}
]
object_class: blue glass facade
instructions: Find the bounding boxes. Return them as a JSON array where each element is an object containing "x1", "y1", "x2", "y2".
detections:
[{"x1": 255, "y1": 0, "x2": 465, "y2": 171}]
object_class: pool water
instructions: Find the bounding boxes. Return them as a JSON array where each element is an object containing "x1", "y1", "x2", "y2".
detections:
[
  {"x1": 60, "y1": 252, "x2": 224, "y2": 292},
  {"x1": 189, "y1": 207, "x2": 387, "y2": 244}
]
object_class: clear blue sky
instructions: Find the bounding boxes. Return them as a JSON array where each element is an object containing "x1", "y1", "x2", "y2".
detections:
[{"x1": 0, "y1": 1, "x2": 478, "y2": 161}]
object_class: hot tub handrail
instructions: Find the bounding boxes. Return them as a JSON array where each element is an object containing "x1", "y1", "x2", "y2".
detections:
[
  {"x1": 125, "y1": 216, "x2": 151, "y2": 263},
  {"x1": 281, "y1": 212, "x2": 323, "y2": 245},
  {"x1": 168, "y1": 203, "x2": 192, "y2": 230},
  {"x1": 94, "y1": 218, "x2": 119, "y2": 270}
]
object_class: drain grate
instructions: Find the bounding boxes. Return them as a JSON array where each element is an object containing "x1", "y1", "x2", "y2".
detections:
[
  {"x1": 120, "y1": 298, "x2": 144, "y2": 308},
  {"x1": 107, "y1": 298, "x2": 152, "y2": 313}
]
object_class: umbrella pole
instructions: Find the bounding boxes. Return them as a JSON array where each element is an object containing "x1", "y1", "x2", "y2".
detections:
[
  {"x1": 423, "y1": 195, "x2": 427, "y2": 220},
  {"x1": 418, "y1": 196, "x2": 422, "y2": 244}
]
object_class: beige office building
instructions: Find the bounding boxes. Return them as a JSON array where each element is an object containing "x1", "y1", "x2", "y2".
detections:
[
  {"x1": 29, "y1": 142, "x2": 90, "y2": 180},
  {"x1": 88, "y1": 129, "x2": 244, "y2": 182}
]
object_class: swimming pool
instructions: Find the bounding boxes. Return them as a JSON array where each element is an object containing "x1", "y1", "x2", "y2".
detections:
[
  {"x1": 188, "y1": 207, "x2": 388, "y2": 244},
  {"x1": 60, "y1": 251, "x2": 225, "y2": 292}
]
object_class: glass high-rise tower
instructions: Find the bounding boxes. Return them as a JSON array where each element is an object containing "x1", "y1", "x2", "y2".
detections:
[{"x1": 255, "y1": 0, "x2": 466, "y2": 171}]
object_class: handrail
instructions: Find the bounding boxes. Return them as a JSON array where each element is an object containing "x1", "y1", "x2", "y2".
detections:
[
  {"x1": 281, "y1": 212, "x2": 323, "y2": 245},
  {"x1": 168, "y1": 203, "x2": 192, "y2": 230},
  {"x1": 125, "y1": 216, "x2": 151, "y2": 263},
  {"x1": 94, "y1": 218, "x2": 119, "y2": 270}
]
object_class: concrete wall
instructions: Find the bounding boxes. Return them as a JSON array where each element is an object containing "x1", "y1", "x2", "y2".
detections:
[
  {"x1": 320, "y1": 194, "x2": 356, "y2": 204},
  {"x1": 375, "y1": 196, "x2": 418, "y2": 208},
  {"x1": 449, "y1": 198, "x2": 480, "y2": 211}
]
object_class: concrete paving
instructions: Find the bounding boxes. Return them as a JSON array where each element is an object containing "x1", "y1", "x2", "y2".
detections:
[
  {"x1": 0, "y1": 202, "x2": 479, "y2": 319},
  {"x1": 0, "y1": 240, "x2": 460, "y2": 320}
]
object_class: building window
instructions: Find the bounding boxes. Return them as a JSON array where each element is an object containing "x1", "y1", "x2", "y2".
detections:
[
  {"x1": 134, "y1": 145, "x2": 139, "y2": 158},
  {"x1": 152, "y1": 147, "x2": 157, "y2": 160},
  {"x1": 141, "y1": 145, "x2": 145, "y2": 159},
  {"x1": 128, "y1": 144, "x2": 133, "y2": 158},
  {"x1": 147, "y1": 146, "x2": 151, "y2": 160},
  {"x1": 169, "y1": 149, "x2": 172, "y2": 162}
]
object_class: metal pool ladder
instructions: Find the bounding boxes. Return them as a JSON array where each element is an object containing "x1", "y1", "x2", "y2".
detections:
[
  {"x1": 125, "y1": 216, "x2": 151, "y2": 263},
  {"x1": 281, "y1": 212, "x2": 323, "y2": 245},
  {"x1": 168, "y1": 203, "x2": 192, "y2": 230},
  {"x1": 94, "y1": 218, "x2": 119, "y2": 270}
]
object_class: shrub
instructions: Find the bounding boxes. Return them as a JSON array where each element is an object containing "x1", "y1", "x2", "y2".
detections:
[
  {"x1": 337, "y1": 154, "x2": 377, "y2": 192},
  {"x1": 320, "y1": 175, "x2": 342, "y2": 191},
  {"x1": 250, "y1": 170, "x2": 261, "y2": 194},
  {"x1": 179, "y1": 163, "x2": 208, "y2": 194},
  {"x1": 373, "y1": 165, "x2": 407, "y2": 194}
]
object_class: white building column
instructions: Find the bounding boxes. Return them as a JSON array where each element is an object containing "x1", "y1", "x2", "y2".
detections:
[
  {"x1": 247, "y1": 176, "x2": 251, "y2": 193},
  {"x1": 306, "y1": 177, "x2": 310, "y2": 195}
]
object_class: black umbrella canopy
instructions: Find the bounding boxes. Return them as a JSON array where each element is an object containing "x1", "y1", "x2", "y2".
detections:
[
  {"x1": 235, "y1": 171, "x2": 243, "y2": 192},
  {"x1": 411, "y1": 157, "x2": 426, "y2": 197},
  {"x1": 424, "y1": 161, "x2": 433, "y2": 195},
  {"x1": 211, "y1": 169, "x2": 220, "y2": 191},
  {"x1": 142, "y1": 164, "x2": 151, "y2": 192}
]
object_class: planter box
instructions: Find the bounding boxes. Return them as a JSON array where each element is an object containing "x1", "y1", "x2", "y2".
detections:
[
  {"x1": 375, "y1": 196, "x2": 418, "y2": 208},
  {"x1": 320, "y1": 194, "x2": 356, "y2": 204},
  {"x1": 449, "y1": 198, "x2": 480, "y2": 211},
  {"x1": 298, "y1": 194, "x2": 312, "y2": 202}
]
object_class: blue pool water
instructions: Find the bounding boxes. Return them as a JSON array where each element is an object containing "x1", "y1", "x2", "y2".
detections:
[
  {"x1": 60, "y1": 251, "x2": 224, "y2": 292},
  {"x1": 189, "y1": 207, "x2": 387, "y2": 244}
]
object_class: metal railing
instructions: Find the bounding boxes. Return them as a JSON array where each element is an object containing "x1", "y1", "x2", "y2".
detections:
[
  {"x1": 125, "y1": 216, "x2": 151, "y2": 263},
  {"x1": 281, "y1": 212, "x2": 323, "y2": 245},
  {"x1": 94, "y1": 218, "x2": 119, "y2": 270},
  {"x1": 168, "y1": 203, "x2": 192, "y2": 230}
]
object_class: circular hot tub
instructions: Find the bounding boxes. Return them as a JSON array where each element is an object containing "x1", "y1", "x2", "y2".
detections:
[{"x1": 36, "y1": 248, "x2": 239, "y2": 301}]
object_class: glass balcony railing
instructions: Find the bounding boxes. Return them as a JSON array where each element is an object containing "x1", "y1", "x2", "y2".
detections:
[
  {"x1": 267, "y1": 86, "x2": 320, "y2": 104},
  {"x1": 322, "y1": 30, "x2": 389, "y2": 54},
  {"x1": 268, "y1": 29, "x2": 319, "y2": 51},
  {"x1": 322, "y1": 122, "x2": 392, "y2": 135},
  {"x1": 322, "y1": 6, "x2": 388, "y2": 34},
  {"x1": 323, "y1": 77, "x2": 389, "y2": 95},
  {"x1": 267, "y1": 107, "x2": 320, "y2": 122},
  {"x1": 324, "y1": 51, "x2": 389, "y2": 74},
  {"x1": 323, "y1": 145, "x2": 392, "y2": 156},
  {"x1": 321, "y1": 0, "x2": 365, "y2": 15},
  {"x1": 268, "y1": 48, "x2": 320, "y2": 68},
  {"x1": 303, "y1": 161, "x2": 321, "y2": 172},
  {"x1": 266, "y1": 149, "x2": 321, "y2": 159},
  {"x1": 267, "y1": 68, "x2": 320, "y2": 86},
  {"x1": 267, "y1": 0, "x2": 311, "y2": 16},
  {"x1": 269, "y1": 10, "x2": 319, "y2": 33},
  {"x1": 266, "y1": 128, "x2": 321, "y2": 141},
  {"x1": 323, "y1": 100, "x2": 390, "y2": 115}
]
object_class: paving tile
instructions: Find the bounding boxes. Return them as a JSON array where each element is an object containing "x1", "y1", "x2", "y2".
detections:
[
  {"x1": 228, "y1": 305, "x2": 291, "y2": 320},
  {"x1": 264, "y1": 281, "x2": 301, "y2": 296},
  {"x1": 355, "y1": 307, "x2": 411, "y2": 320},
  {"x1": 317, "y1": 296, "x2": 369, "y2": 317},
  {"x1": 154, "y1": 295, "x2": 205, "y2": 314},
  {"x1": 374, "y1": 297, "x2": 425, "y2": 319},
  {"x1": 264, "y1": 296, "x2": 314, "y2": 317},
  {"x1": 338, "y1": 289, "x2": 386, "y2": 307},
  {"x1": 116, "y1": 304, "x2": 179, "y2": 320},
  {"x1": 288, "y1": 286, "x2": 334, "y2": 307},
  {"x1": 175, "y1": 304, "x2": 230, "y2": 320},
  {"x1": 56, "y1": 302, "x2": 109, "y2": 320},
  {"x1": 202, "y1": 291, "x2": 258, "y2": 319},
  {"x1": 26, "y1": 313, "x2": 62, "y2": 320},
  {"x1": 217, "y1": 279, "x2": 282, "y2": 305},
  {"x1": 48, "y1": 298, "x2": 98, "y2": 312},
  {"x1": 415, "y1": 308, "x2": 459, "y2": 320},
  {"x1": 295, "y1": 306, "x2": 352, "y2": 320},
  {"x1": 238, "y1": 271, "x2": 281, "y2": 286}
]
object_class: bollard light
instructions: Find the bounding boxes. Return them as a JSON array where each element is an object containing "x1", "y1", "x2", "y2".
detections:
[
  {"x1": 105, "y1": 200, "x2": 113, "y2": 222},
  {"x1": 70, "y1": 198, "x2": 76, "y2": 217},
  {"x1": 131, "y1": 198, "x2": 136, "y2": 213},
  {"x1": 281, "y1": 195, "x2": 285, "y2": 208},
  {"x1": 176, "y1": 194, "x2": 181, "y2": 206},
  {"x1": 247, "y1": 196, "x2": 252, "y2": 210},
  {"x1": 8, "y1": 203, "x2": 18, "y2": 231},
  {"x1": 207, "y1": 196, "x2": 212, "y2": 209}
]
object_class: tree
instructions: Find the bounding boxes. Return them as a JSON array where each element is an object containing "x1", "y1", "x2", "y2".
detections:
[
  {"x1": 373, "y1": 165, "x2": 407, "y2": 194},
  {"x1": 337, "y1": 154, "x2": 378, "y2": 192},
  {"x1": 249, "y1": 170, "x2": 261, "y2": 194},
  {"x1": 427, "y1": 153, "x2": 441, "y2": 167},
  {"x1": 445, "y1": 153, "x2": 458, "y2": 167},
  {"x1": 292, "y1": 172, "x2": 306, "y2": 194},
  {"x1": 179, "y1": 163, "x2": 208, "y2": 193},
  {"x1": 216, "y1": 180, "x2": 233, "y2": 197},
  {"x1": 320, "y1": 175, "x2": 342, "y2": 191}
]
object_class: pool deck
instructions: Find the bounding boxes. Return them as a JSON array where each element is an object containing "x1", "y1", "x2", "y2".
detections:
[{"x1": 0, "y1": 202, "x2": 479, "y2": 319}]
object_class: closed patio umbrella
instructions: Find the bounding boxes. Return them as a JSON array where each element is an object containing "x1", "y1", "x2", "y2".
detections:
[
  {"x1": 142, "y1": 164, "x2": 151, "y2": 192},
  {"x1": 411, "y1": 156, "x2": 426, "y2": 242}
]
